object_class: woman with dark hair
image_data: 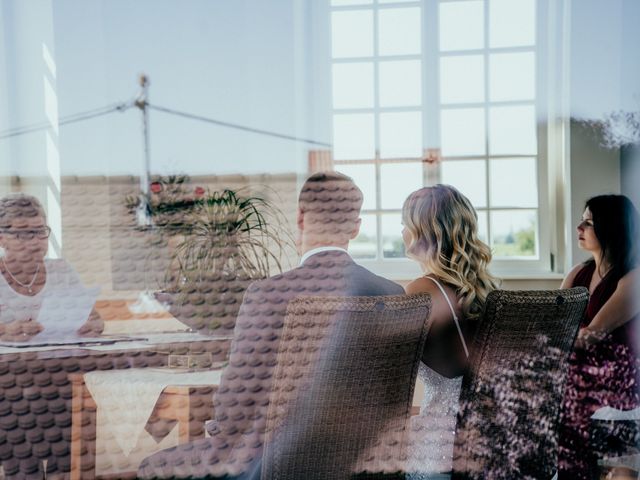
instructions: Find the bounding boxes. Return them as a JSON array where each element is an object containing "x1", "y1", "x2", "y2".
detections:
[{"x1": 558, "y1": 194, "x2": 640, "y2": 479}]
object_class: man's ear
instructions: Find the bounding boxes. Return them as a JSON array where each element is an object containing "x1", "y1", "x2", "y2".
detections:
[
  {"x1": 349, "y1": 218, "x2": 362, "y2": 240},
  {"x1": 297, "y1": 208, "x2": 304, "y2": 232}
]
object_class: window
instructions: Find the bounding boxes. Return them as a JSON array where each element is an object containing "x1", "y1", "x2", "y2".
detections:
[{"x1": 329, "y1": 0, "x2": 551, "y2": 277}]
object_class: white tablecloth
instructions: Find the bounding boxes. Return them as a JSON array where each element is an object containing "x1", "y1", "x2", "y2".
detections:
[{"x1": 84, "y1": 368, "x2": 222, "y2": 456}]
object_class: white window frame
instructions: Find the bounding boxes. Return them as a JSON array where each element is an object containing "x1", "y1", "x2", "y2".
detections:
[{"x1": 327, "y1": 0, "x2": 565, "y2": 280}]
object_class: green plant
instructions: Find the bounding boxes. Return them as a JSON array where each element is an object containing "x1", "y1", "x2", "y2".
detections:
[
  {"x1": 125, "y1": 176, "x2": 294, "y2": 332},
  {"x1": 168, "y1": 188, "x2": 292, "y2": 287},
  {"x1": 164, "y1": 188, "x2": 294, "y2": 333}
]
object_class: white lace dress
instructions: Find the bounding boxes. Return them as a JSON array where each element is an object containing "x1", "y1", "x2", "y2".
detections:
[{"x1": 406, "y1": 277, "x2": 468, "y2": 480}]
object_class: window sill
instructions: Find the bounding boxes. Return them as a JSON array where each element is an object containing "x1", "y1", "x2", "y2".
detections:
[{"x1": 354, "y1": 258, "x2": 565, "y2": 283}]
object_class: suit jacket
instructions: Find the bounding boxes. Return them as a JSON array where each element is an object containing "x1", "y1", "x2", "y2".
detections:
[
  {"x1": 208, "y1": 250, "x2": 404, "y2": 475},
  {"x1": 137, "y1": 251, "x2": 403, "y2": 479}
]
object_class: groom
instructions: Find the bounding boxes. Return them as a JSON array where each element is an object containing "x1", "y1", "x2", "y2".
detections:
[{"x1": 138, "y1": 172, "x2": 404, "y2": 479}]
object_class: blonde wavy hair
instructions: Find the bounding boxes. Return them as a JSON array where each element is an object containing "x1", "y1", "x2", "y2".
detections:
[{"x1": 402, "y1": 185, "x2": 499, "y2": 320}]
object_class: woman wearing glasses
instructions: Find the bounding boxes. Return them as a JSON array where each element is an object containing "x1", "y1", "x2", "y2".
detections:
[
  {"x1": 0, "y1": 193, "x2": 102, "y2": 341},
  {"x1": 558, "y1": 195, "x2": 640, "y2": 479}
]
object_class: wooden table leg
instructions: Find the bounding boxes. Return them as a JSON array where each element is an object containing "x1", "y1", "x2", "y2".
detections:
[{"x1": 70, "y1": 373, "x2": 97, "y2": 480}]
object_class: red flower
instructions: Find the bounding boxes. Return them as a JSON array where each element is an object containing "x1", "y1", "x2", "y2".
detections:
[
  {"x1": 150, "y1": 182, "x2": 163, "y2": 194},
  {"x1": 194, "y1": 186, "x2": 205, "y2": 197}
]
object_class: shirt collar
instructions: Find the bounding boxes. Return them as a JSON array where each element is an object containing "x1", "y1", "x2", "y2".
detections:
[{"x1": 299, "y1": 246, "x2": 350, "y2": 266}]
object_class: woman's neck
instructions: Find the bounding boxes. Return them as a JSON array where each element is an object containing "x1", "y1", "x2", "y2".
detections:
[
  {"x1": 1, "y1": 255, "x2": 45, "y2": 283},
  {"x1": 593, "y1": 253, "x2": 612, "y2": 278}
]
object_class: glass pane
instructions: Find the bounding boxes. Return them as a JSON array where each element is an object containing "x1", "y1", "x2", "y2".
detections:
[
  {"x1": 441, "y1": 108, "x2": 486, "y2": 157},
  {"x1": 333, "y1": 113, "x2": 375, "y2": 160},
  {"x1": 441, "y1": 159, "x2": 487, "y2": 207},
  {"x1": 379, "y1": 60, "x2": 422, "y2": 107},
  {"x1": 350, "y1": 213, "x2": 377, "y2": 259},
  {"x1": 332, "y1": 62, "x2": 374, "y2": 108},
  {"x1": 332, "y1": 0, "x2": 372, "y2": 5},
  {"x1": 490, "y1": 158, "x2": 537, "y2": 208},
  {"x1": 336, "y1": 163, "x2": 377, "y2": 210},
  {"x1": 380, "y1": 0, "x2": 416, "y2": 3},
  {"x1": 477, "y1": 210, "x2": 488, "y2": 244},
  {"x1": 489, "y1": 105, "x2": 537, "y2": 155},
  {"x1": 332, "y1": 10, "x2": 374, "y2": 58},
  {"x1": 490, "y1": 210, "x2": 538, "y2": 258},
  {"x1": 379, "y1": 111, "x2": 423, "y2": 158},
  {"x1": 489, "y1": 0, "x2": 535, "y2": 48},
  {"x1": 380, "y1": 162, "x2": 423, "y2": 209},
  {"x1": 439, "y1": 1, "x2": 484, "y2": 52},
  {"x1": 489, "y1": 52, "x2": 535, "y2": 101},
  {"x1": 378, "y1": 7, "x2": 421, "y2": 56},
  {"x1": 382, "y1": 213, "x2": 405, "y2": 258},
  {"x1": 440, "y1": 55, "x2": 484, "y2": 104}
]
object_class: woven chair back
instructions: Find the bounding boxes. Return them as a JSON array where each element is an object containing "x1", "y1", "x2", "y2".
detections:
[
  {"x1": 452, "y1": 287, "x2": 589, "y2": 480},
  {"x1": 261, "y1": 293, "x2": 432, "y2": 480}
]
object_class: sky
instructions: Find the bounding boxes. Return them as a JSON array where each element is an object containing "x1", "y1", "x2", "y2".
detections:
[{"x1": 1, "y1": 0, "x2": 320, "y2": 177}]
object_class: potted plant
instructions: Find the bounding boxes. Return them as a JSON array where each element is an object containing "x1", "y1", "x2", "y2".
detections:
[{"x1": 126, "y1": 177, "x2": 294, "y2": 334}]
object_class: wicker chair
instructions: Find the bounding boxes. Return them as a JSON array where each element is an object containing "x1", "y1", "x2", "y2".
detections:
[
  {"x1": 451, "y1": 287, "x2": 589, "y2": 480},
  {"x1": 261, "y1": 294, "x2": 432, "y2": 480}
]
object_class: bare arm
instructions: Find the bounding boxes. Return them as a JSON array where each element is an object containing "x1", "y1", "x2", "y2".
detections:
[
  {"x1": 77, "y1": 307, "x2": 104, "y2": 336},
  {"x1": 560, "y1": 263, "x2": 583, "y2": 289},
  {"x1": 588, "y1": 267, "x2": 640, "y2": 333}
]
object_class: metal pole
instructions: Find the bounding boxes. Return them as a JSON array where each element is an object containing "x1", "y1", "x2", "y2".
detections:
[{"x1": 135, "y1": 74, "x2": 152, "y2": 226}]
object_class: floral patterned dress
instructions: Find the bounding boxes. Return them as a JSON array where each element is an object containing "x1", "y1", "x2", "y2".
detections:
[{"x1": 558, "y1": 261, "x2": 640, "y2": 479}]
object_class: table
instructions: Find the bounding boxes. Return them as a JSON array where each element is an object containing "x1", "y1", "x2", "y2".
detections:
[{"x1": 0, "y1": 333, "x2": 231, "y2": 479}]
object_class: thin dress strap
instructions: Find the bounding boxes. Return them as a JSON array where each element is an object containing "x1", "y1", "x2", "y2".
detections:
[{"x1": 423, "y1": 276, "x2": 469, "y2": 358}]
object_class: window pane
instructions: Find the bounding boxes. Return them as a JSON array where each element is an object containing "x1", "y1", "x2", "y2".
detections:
[
  {"x1": 332, "y1": 0, "x2": 372, "y2": 5},
  {"x1": 441, "y1": 108, "x2": 486, "y2": 157},
  {"x1": 332, "y1": 10, "x2": 374, "y2": 58},
  {"x1": 380, "y1": 162, "x2": 423, "y2": 209},
  {"x1": 379, "y1": 60, "x2": 422, "y2": 107},
  {"x1": 477, "y1": 210, "x2": 488, "y2": 244},
  {"x1": 439, "y1": 1, "x2": 484, "y2": 52},
  {"x1": 489, "y1": 52, "x2": 535, "y2": 101},
  {"x1": 333, "y1": 113, "x2": 375, "y2": 160},
  {"x1": 378, "y1": 7, "x2": 421, "y2": 56},
  {"x1": 440, "y1": 55, "x2": 484, "y2": 104},
  {"x1": 489, "y1": 105, "x2": 537, "y2": 155},
  {"x1": 332, "y1": 62, "x2": 374, "y2": 108},
  {"x1": 336, "y1": 163, "x2": 377, "y2": 210},
  {"x1": 350, "y1": 213, "x2": 377, "y2": 259},
  {"x1": 489, "y1": 0, "x2": 535, "y2": 48},
  {"x1": 382, "y1": 214, "x2": 405, "y2": 258},
  {"x1": 441, "y1": 159, "x2": 487, "y2": 207},
  {"x1": 490, "y1": 157, "x2": 537, "y2": 208},
  {"x1": 379, "y1": 111, "x2": 423, "y2": 158},
  {"x1": 490, "y1": 210, "x2": 538, "y2": 258}
]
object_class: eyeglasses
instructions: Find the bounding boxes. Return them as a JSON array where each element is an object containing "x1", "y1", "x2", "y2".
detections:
[{"x1": 0, "y1": 226, "x2": 52, "y2": 240}]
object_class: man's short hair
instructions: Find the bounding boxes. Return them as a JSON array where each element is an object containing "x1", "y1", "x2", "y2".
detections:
[{"x1": 298, "y1": 172, "x2": 363, "y2": 238}]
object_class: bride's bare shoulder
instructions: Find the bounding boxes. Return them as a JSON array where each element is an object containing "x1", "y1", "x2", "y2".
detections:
[{"x1": 405, "y1": 277, "x2": 438, "y2": 295}]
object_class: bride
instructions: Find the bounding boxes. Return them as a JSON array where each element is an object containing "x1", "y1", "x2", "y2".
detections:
[{"x1": 401, "y1": 185, "x2": 498, "y2": 478}]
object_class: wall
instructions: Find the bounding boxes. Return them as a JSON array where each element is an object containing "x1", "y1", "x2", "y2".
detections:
[{"x1": 567, "y1": 0, "x2": 639, "y2": 267}]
